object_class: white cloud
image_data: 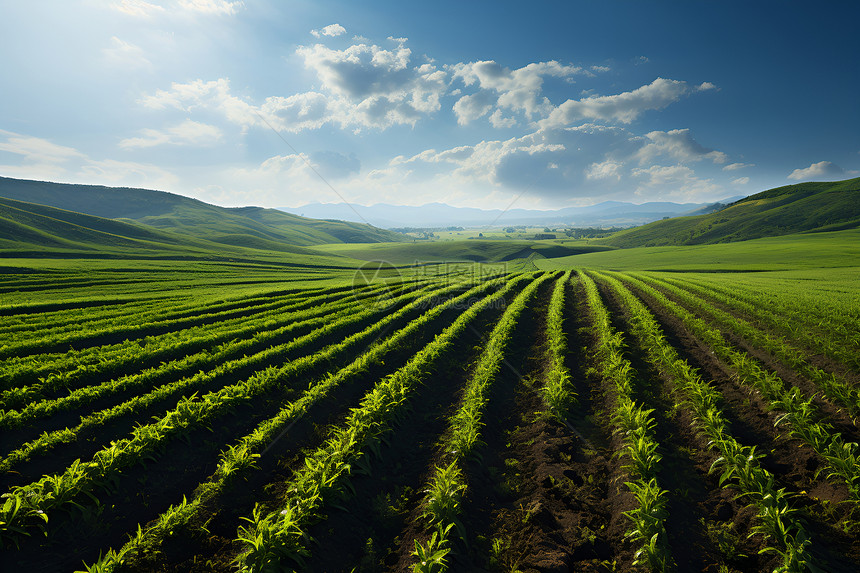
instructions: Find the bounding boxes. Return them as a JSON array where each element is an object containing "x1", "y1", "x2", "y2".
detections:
[
  {"x1": 103, "y1": 36, "x2": 152, "y2": 70},
  {"x1": 632, "y1": 164, "x2": 721, "y2": 200},
  {"x1": 732, "y1": 177, "x2": 750, "y2": 185},
  {"x1": 311, "y1": 23, "x2": 346, "y2": 38},
  {"x1": 450, "y1": 60, "x2": 584, "y2": 123},
  {"x1": 0, "y1": 130, "x2": 177, "y2": 190},
  {"x1": 585, "y1": 160, "x2": 623, "y2": 181},
  {"x1": 0, "y1": 130, "x2": 86, "y2": 163},
  {"x1": 119, "y1": 119, "x2": 223, "y2": 148},
  {"x1": 489, "y1": 109, "x2": 517, "y2": 128},
  {"x1": 541, "y1": 78, "x2": 711, "y2": 127},
  {"x1": 111, "y1": 0, "x2": 165, "y2": 18},
  {"x1": 635, "y1": 129, "x2": 728, "y2": 165},
  {"x1": 787, "y1": 160, "x2": 847, "y2": 181},
  {"x1": 291, "y1": 39, "x2": 448, "y2": 130},
  {"x1": 452, "y1": 92, "x2": 495, "y2": 125},
  {"x1": 723, "y1": 162, "x2": 753, "y2": 171},
  {"x1": 178, "y1": 0, "x2": 244, "y2": 15},
  {"x1": 110, "y1": 0, "x2": 243, "y2": 17},
  {"x1": 139, "y1": 79, "x2": 332, "y2": 133},
  {"x1": 140, "y1": 78, "x2": 260, "y2": 127}
]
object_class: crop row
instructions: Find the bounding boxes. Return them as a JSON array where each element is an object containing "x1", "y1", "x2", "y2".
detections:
[
  {"x1": 0, "y1": 281, "x2": 404, "y2": 385},
  {"x1": 0, "y1": 280, "x2": 470, "y2": 546},
  {"x1": 410, "y1": 272, "x2": 553, "y2": 571},
  {"x1": 581, "y1": 272, "x2": 670, "y2": 570},
  {"x1": 595, "y1": 272, "x2": 822, "y2": 572},
  {"x1": 616, "y1": 273, "x2": 860, "y2": 503},
  {"x1": 0, "y1": 281, "x2": 408, "y2": 414},
  {"x1": 82, "y1": 273, "x2": 523, "y2": 571},
  {"x1": 230, "y1": 274, "x2": 532, "y2": 572},
  {"x1": 660, "y1": 274, "x2": 860, "y2": 373},
  {"x1": 634, "y1": 274, "x2": 860, "y2": 420}
]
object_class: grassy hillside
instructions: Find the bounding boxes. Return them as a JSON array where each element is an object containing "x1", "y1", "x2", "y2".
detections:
[
  {"x1": 536, "y1": 228, "x2": 860, "y2": 271},
  {"x1": 603, "y1": 177, "x2": 860, "y2": 247},
  {"x1": 316, "y1": 239, "x2": 614, "y2": 264},
  {"x1": 0, "y1": 196, "x2": 193, "y2": 252},
  {"x1": 0, "y1": 196, "x2": 368, "y2": 270},
  {"x1": 0, "y1": 176, "x2": 406, "y2": 247}
]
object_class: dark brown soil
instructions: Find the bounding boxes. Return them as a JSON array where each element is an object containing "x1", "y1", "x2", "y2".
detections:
[
  {"x1": 123, "y1": 279, "x2": 525, "y2": 573},
  {"x1": 0, "y1": 285, "x2": 491, "y2": 573},
  {"x1": 612, "y1": 276, "x2": 860, "y2": 572}
]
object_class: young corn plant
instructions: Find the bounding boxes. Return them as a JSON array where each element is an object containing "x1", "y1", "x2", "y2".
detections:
[
  {"x1": 409, "y1": 273, "x2": 554, "y2": 572},
  {"x1": 232, "y1": 276, "x2": 531, "y2": 573},
  {"x1": 598, "y1": 271, "x2": 823, "y2": 572},
  {"x1": 581, "y1": 271, "x2": 671, "y2": 572},
  {"x1": 541, "y1": 271, "x2": 578, "y2": 420},
  {"x1": 616, "y1": 272, "x2": 860, "y2": 505}
]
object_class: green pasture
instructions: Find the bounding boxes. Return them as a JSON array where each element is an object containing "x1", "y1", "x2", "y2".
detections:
[{"x1": 535, "y1": 229, "x2": 860, "y2": 272}]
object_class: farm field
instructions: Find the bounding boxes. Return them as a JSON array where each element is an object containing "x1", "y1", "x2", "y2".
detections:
[{"x1": 1, "y1": 259, "x2": 859, "y2": 573}]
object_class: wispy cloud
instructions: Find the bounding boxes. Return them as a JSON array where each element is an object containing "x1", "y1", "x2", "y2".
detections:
[
  {"x1": 540, "y1": 78, "x2": 715, "y2": 127},
  {"x1": 103, "y1": 36, "x2": 152, "y2": 70},
  {"x1": 0, "y1": 130, "x2": 86, "y2": 163},
  {"x1": 119, "y1": 119, "x2": 223, "y2": 148},
  {"x1": 0, "y1": 130, "x2": 176, "y2": 189},
  {"x1": 110, "y1": 0, "x2": 243, "y2": 17}
]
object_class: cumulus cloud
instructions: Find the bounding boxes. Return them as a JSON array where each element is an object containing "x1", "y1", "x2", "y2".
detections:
[
  {"x1": 787, "y1": 161, "x2": 848, "y2": 181},
  {"x1": 119, "y1": 119, "x2": 223, "y2": 148},
  {"x1": 585, "y1": 160, "x2": 623, "y2": 181},
  {"x1": 450, "y1": 60, "x2": 584, "y2": 124},
  {"x1": 635, "y1": 129, "x2": 728, "y2": 165},
  {"x1": 383, "y1": 121, "x2": 732, "y2": 202},
  {"x1": 139, "y1": 79, "x2": 330, "y2": 133},
  {"x1": 452, "y1": 91, "x2": 495, "y2": 125},
  {"x1": 387, "y1": 125, "x2": 644, "y2": 199},
  {"x1": 489, "y1": 109, "x2": 517, "y2": 128},
  {"x1": 311, "y1": 23, "x2": 346, "y2": 38},
  {"x1": 541, "y1": 78, "x2": 713, "y2": 127},
  {"x1": 294, "y1": 38, "x2": 448, "y2": 130}
]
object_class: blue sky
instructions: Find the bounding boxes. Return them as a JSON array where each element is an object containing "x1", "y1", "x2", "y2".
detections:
[{"x1": 1, "y1": 1, "x2": 858, "y2": 209}]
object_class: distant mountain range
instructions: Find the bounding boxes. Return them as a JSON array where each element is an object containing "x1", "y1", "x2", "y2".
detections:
[{"x1": 280, "y1": 197, "x2": 746, "y2": 229}]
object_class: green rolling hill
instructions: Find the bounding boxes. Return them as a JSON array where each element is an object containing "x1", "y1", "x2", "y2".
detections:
[
  {"x1": 0, "y1": 196, "x2": 337, "y2": 260},
  {"x1": 0, "y1": 176, "x2": 405, "y2": 248},
  {"x1": 602, "y1": 177, "x2": 860, "y2": 247}
]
